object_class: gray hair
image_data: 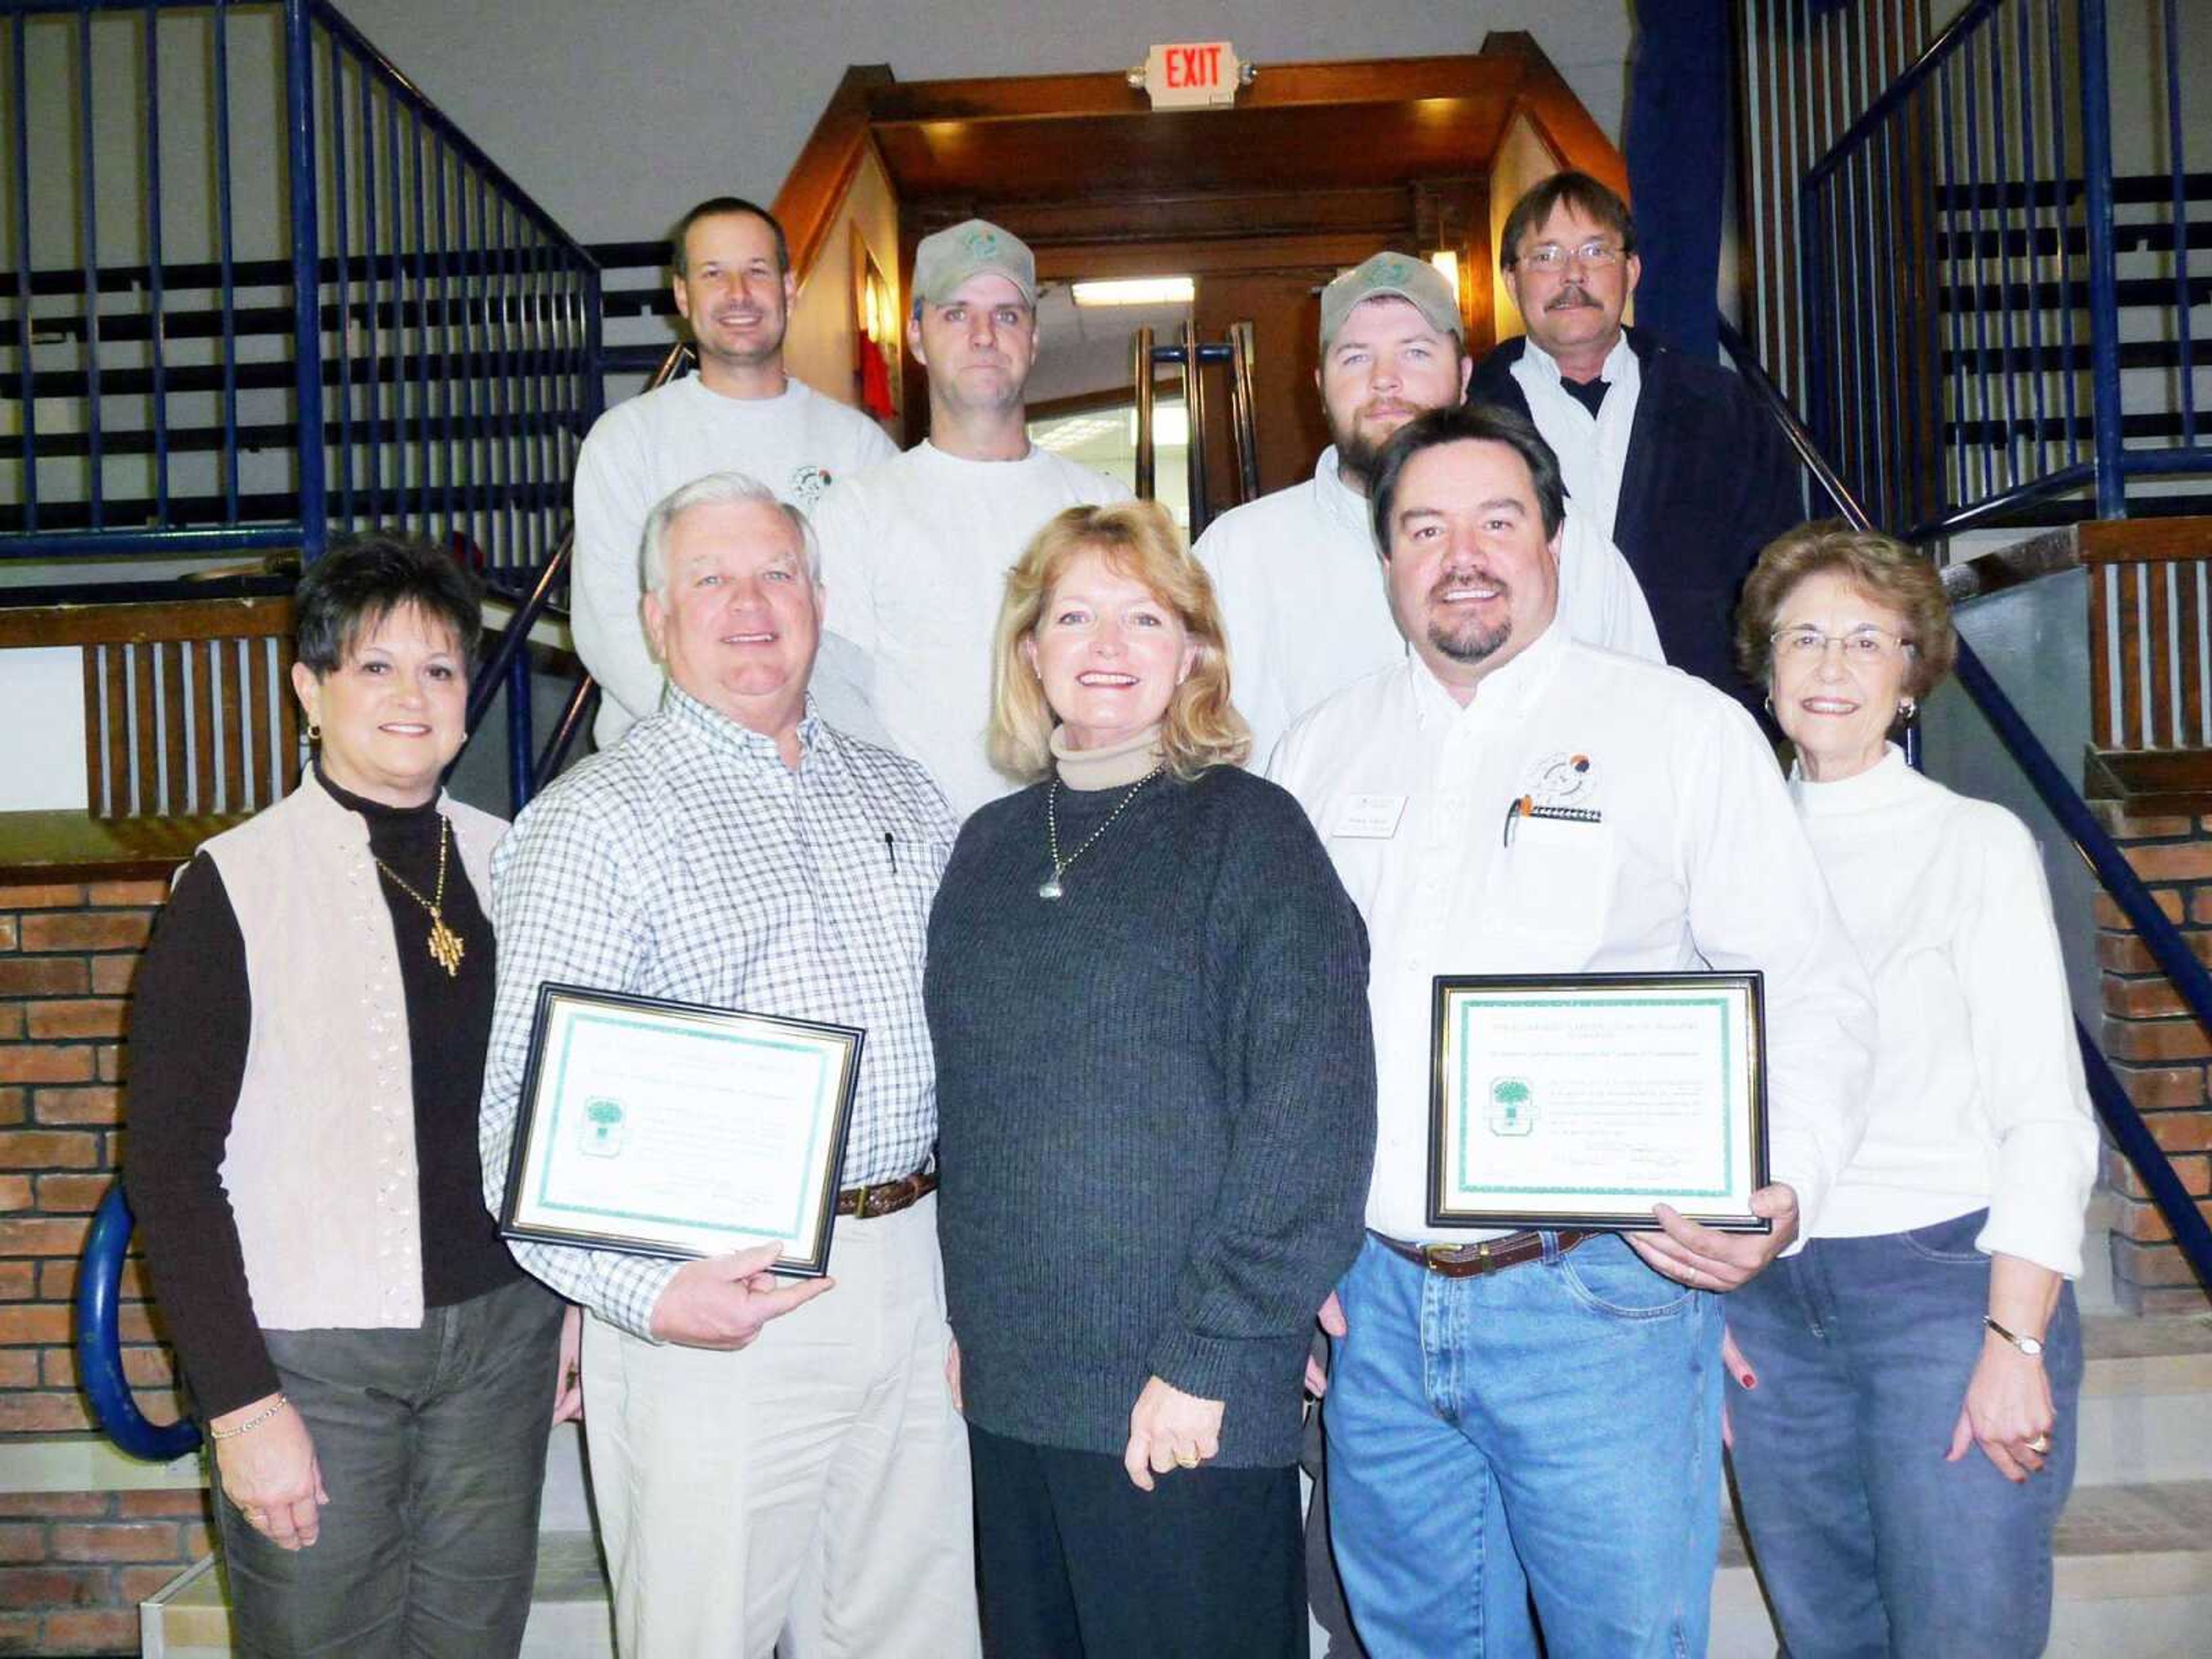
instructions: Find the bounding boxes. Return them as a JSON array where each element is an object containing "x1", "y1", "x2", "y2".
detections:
[{"x1": 637, "y1": 470, "x2": 821, "y2": 595}]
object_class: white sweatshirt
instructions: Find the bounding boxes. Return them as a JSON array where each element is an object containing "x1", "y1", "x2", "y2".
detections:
[
  {"x1": 569, "y1": 374, "x2": 897, "y2": 749},
  {"x1": 1195, "y1": 446, "x2": 1664, "y2": 767},
  {"x1": 812, "y1": 441, "x2": 1131, "y2": 816},
  {"x1": 1793, "y1": 745, "x2": 2097, "y2": 1278}
]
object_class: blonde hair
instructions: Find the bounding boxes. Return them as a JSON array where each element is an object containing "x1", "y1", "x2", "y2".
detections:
[
  {"x1": 1735, "y1": 519, "x2": 1957, "y2": 699},
  {"x1": 987, "y1": 501, "x2": 1251, "y2": 783}
]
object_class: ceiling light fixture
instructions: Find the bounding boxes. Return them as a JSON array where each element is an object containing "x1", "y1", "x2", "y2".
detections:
[{"x1": 1071, "y1": 276, "x2": 1196, "y2": 308}]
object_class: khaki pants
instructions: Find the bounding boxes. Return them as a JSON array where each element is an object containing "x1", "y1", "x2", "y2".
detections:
[{"x1": 581, "y1": 1192, "x2": 980, "y2": 1658}]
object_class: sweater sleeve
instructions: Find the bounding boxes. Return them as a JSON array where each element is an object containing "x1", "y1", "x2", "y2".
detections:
[
  {"x1": 1960, "y1": 811, "x2": 2099, "y2": 1278},
  {"x1": 570, "y1": 415, "x2": 670, "y2": 727},
  {"x1": 1145, "y1": 786, "x2": 1378, "y2": 1401},
  {"x1": 811, "y1": 481, "x2": 878, "y2": 653},
  {"x1": 121, "y1": 856, "x2": 281, "y2": 1418}
]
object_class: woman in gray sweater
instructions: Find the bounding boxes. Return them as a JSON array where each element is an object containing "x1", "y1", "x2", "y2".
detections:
[{"x1": 925, "y1": 501, "x2": 1377, "y2": 1657}]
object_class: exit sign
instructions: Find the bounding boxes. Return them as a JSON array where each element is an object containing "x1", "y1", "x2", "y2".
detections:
[{"x1": 1138, "y1": 41, "x2": 1246, "y2": 109}]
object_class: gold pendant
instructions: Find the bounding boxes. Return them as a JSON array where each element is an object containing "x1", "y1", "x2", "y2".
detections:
[{"x1": 427, "y1": 918, "x2": 465, "y2": 978}]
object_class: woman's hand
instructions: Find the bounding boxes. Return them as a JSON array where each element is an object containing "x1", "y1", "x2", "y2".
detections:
[
  {"x1": 551, "y1": 1304, "x2": 584, "y2": 1425},
  {"x1": 212, "y1": 1395, "x2": 327, "y2": 1550},
  {"x1": 1718, "y1": 1325, "x2": 1757, "y2": 1449},
  {"x1": 1948, "y1": 1337, "x2": 2055, "y2": 1483},
  {"x1": 1123, "y1": 1376, "x2": 1225, "y2": 1491}
]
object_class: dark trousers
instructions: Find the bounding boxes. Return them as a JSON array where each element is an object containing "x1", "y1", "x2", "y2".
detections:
[
  {"x1": 968, "y1": 1421, "x2": 1304, "y2": 1659},
  {"x1": 214, "y1": 1277, "x2": 564, "y2": 1658}
]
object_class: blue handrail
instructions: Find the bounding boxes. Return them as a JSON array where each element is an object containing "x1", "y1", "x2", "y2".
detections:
[
  {"x1": 1721, "y1": 317, "x2": 2212, "y2": 1291},
  {"x1": 75, "y1": 1185, "x2": 199, "y2": 1461}
]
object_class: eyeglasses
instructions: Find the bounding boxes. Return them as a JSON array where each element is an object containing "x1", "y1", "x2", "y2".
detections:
[
  {"x1": 1770, "y1": 625, "x2": 1915, "y2": 662},
  {"x1": 1516, "y1": 240, "x2": 1625, "y2": 272}
]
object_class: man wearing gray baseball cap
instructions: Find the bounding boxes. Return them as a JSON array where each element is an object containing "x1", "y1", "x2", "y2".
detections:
[
  {"x1": 812, "y1": 218, "x2": 1130, "y2": 816},
  {"x1": 1195, "y1": 251, "x2": 1661, "y2": 769}
]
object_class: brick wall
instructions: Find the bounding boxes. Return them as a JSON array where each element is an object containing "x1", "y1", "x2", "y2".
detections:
[
  {"x1": 2094, "y1": 804, "x2": 2212, "y2": 1314},
  {"x1": 0, "y1": 877, "x2": 214, "y2": 1654}
]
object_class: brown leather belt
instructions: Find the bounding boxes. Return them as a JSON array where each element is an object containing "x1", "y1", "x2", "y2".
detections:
[
  {"x1": 1372, "y1": 1228, "x2": 1597, "y2": 1278},
  {"x1": 835, "y1": 1169, "x2": 938, "y2": 1220}
]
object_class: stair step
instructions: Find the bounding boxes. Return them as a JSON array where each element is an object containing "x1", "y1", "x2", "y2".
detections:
[{"x1": 145, "y1": 1531, "x2": 615, "y2": 1658}]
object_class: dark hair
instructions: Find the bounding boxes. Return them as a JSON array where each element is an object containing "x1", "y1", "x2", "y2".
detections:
[
  {"x1": 1499, "y1": 170, "x2": 1637, "y2": 268},
  {"x1": 293, "y1": 532, "x2": 484, "y2": 676},
  {"x1": 1369, "y1": 402, "x2": 1569, "y2": 552},
  {"x1": 670, "y1": 197, "x2": 790, "y2": 276}
]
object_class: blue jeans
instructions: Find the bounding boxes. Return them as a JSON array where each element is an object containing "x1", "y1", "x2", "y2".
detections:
[
  {"x1": 1725, "y1": 1210, "x2": 2082, "y2": 1659},
  {"x1": 1324, "y1": 1233, "x2": 1723, "y2": 1658}
]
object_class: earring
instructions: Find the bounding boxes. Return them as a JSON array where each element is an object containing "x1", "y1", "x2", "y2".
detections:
[
  {"x1": 1762, "y1": 692, "x2": 1775, "y2": 715},
  {"x1": 306, "y1": 721, "x2": 321, "y2": 742},
  {"x1": 1897, "y1": 699, "x2": 1916, "y2": 722}
]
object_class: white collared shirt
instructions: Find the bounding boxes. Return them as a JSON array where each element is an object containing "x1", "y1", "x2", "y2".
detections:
[
  {"x1": 1196, "y1": 445, "x2": 1664, "y2": 767},
  {"x1": 1269, "y1": 624, "x2": 1874, "y2": 1242},
  {"x1": 1512, "y1": 332, "x2": 1641, "y2": 542}
]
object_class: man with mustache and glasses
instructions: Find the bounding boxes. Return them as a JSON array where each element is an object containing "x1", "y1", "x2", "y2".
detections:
[
  {"x1": 1472, "y1": 172, "x2": 1806, "y2": 715},
  {"x1": 571, "y1": 198, "x2": 896, "y2": 753},
  {"x1": 1195, "y1": 252, "x2": 1660, "y2": 770},
  {"x1": 1270, "y1": 404, "x2": 1873, "y2": 1659},
  {"x1": 812, "y1": 220, "x2": 1130, "y2": 817}
]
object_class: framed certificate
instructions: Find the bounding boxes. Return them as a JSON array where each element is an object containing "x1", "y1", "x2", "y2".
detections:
[
  {"x1": 499, "y1": 984, "x2": 863, "y2": 1277},
  {"x1": 1428, "y1": 972, "x2": 1769, "y2": 1233}
]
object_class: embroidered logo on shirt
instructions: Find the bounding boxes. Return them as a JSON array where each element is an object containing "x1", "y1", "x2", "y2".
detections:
[
  {"x1": 790, "y1": 464, "x2": 832, "y2": 506},
  {"x1": 1526, "y1": 751, "x2": 1600, "y2": 809}
]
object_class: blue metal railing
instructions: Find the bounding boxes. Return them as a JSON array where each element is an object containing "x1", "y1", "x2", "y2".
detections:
[
  {"x1": 1723, "y1": 317, "x2": 2212, "y2": 1293},
  {"x1": 1, "y1": 0, "x2": 604, "y2": 575},
  {"x1": 1798, "y1": 0, "x2": 2209, "y2": 536}
]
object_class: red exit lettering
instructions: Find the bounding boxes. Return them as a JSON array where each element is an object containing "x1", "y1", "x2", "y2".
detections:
[{"x1": 1166, "y1": 44, "x2": 1222, "y2": 89}]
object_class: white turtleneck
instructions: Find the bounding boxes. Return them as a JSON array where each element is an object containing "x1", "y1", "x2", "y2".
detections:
[
  {"x1": 1791, "y1": 744, "x2": 2097, "y2": 1277},
  {"x1": 1049, "y1": 722, "x2": 1163, "y2": 791}
]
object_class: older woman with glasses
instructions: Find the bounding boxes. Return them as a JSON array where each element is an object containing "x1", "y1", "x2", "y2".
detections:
[
  {"x1": 926, "y1": 500, "x2": 1375, "y2": 1657},
  {"x1": 1725, "y1": 522, "x2": 2099, "y2": 1658}
]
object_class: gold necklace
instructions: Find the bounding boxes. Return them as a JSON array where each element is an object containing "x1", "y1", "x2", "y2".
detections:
[
  {"x1": 372, "y1": 818, "x2": 465, "y2": 978},
  {"x1": 1040, "y1": 766, "x2": 1163, "y2": 900}
]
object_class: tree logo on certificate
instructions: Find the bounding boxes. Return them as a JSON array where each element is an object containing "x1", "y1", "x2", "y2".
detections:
[
  {"x1": 1487, "y1": 1077, "x2": 1536, "y2": 1136},
  {"x1": 579, "y1": 1097, "x2": 628, "y2": 1157}
]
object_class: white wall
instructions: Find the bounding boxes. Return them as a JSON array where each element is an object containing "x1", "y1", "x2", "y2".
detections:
[{"x1": 331, "y1": 2, "x2": 1633, "y2": 245}]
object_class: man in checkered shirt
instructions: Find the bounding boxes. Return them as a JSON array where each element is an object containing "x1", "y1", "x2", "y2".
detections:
[{"x1": 480, "y1": 470, "x2": 979, "y2": 1658}]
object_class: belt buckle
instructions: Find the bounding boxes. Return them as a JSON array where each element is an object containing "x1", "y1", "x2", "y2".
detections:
[
  {"x1": 1423, "y1": 1240, "x2": 1492, "y2": 1274},
  {"x1": 851, "y1": 1183, "x2": 871, "y2": 1218}
]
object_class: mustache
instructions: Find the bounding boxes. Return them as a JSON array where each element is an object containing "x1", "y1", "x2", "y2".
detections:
[{"x1": 1545, "y1": 284, "x2": 1599, "y2": 310}]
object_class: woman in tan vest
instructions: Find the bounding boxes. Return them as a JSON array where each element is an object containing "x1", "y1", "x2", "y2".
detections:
[{"x1": 125, "y1": 535, "x2": 569, "y2": 1657}]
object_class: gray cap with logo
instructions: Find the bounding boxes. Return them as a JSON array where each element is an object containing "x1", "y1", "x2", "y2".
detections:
[
  {"x1": 911, "y1": 218, "x2": 1039, "y2": 308},
  {"x1": 1319, "y1": 251, "x2": 1463, "y2": 347}
]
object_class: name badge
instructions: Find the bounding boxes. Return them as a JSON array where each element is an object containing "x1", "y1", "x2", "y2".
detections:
[{"x1": 1332, "y1": 793, "x2": 1407, "y2": 839}]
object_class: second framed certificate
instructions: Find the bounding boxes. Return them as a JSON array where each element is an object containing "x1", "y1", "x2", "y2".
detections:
[
  {"x1": 499, "y1": 984, "x2": 863, "y2": 1277},
  {"x1": 1429, "y1": 972, "x2": 1768, "y2": 1233}
]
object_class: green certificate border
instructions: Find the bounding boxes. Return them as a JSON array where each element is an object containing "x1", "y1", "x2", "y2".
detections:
[
  {"x1": 533, "y1": 1010, "x2": 834, "y2": 1244},
  {"x1": 1454, "y1": 995, "x2": 1736, "y2": 1199}
]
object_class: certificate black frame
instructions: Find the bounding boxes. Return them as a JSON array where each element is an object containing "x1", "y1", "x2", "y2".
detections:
[
  {"x1": 1426, "y1": 970, "x2": 1770, "y2": 1234},
  {"x1": 499, "y1": 982, "x2": 864, "y2": 1278}
]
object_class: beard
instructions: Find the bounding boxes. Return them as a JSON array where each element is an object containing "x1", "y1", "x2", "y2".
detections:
[
  {"x1": 1426, "y1": 570, "x2": 1513, "y2": 664},
  {"x1": 1328, "y1": 398, "x2": 1430, "y2": 491}
]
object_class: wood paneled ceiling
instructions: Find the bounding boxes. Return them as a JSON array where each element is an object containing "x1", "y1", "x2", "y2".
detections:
[{"x1": 869, "y1": 55, "x2": 1526, "y2": 205}]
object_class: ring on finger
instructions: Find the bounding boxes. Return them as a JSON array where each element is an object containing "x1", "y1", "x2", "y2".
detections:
[
  {"x1": 2025, "y1": 1433, "x2": 2052, "y2": 1455},
  {"x1": 1173, "y1": 1449, "x2": 1200, "y2": 1468}
]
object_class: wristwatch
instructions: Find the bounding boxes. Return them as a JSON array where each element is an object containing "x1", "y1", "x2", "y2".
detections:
[{"x1": 1984, "y1": 1315, "x2": 2045, "y2": 1358}]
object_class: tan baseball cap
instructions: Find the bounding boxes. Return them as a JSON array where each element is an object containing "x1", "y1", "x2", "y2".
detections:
[
  {"x1": 1319, "y1": 251, "x2": 1463, "y2": 347},
  {"x1": 912, "y1": 218, "x2": 1038, "y2": 308}
]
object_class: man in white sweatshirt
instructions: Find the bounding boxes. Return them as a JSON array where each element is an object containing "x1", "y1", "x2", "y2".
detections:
[
  {"x1": 811, "y1": 219, "x2": 1130, "y2": 816},
  {"x1": 1195, "y1": 251, "x2": 1662, "y2": 768},
  {"x1": 570, "y1": 197, "x2": 897, "y2": 751}
]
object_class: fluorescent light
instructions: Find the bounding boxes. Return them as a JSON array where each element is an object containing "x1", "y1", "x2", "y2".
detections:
[
  {"x1": 1073, "y1": 277, "x2": 1195, "y2": 308},
  {"x1": 1430, "y1": 250, "x2": 1460, "y2": 291}
]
